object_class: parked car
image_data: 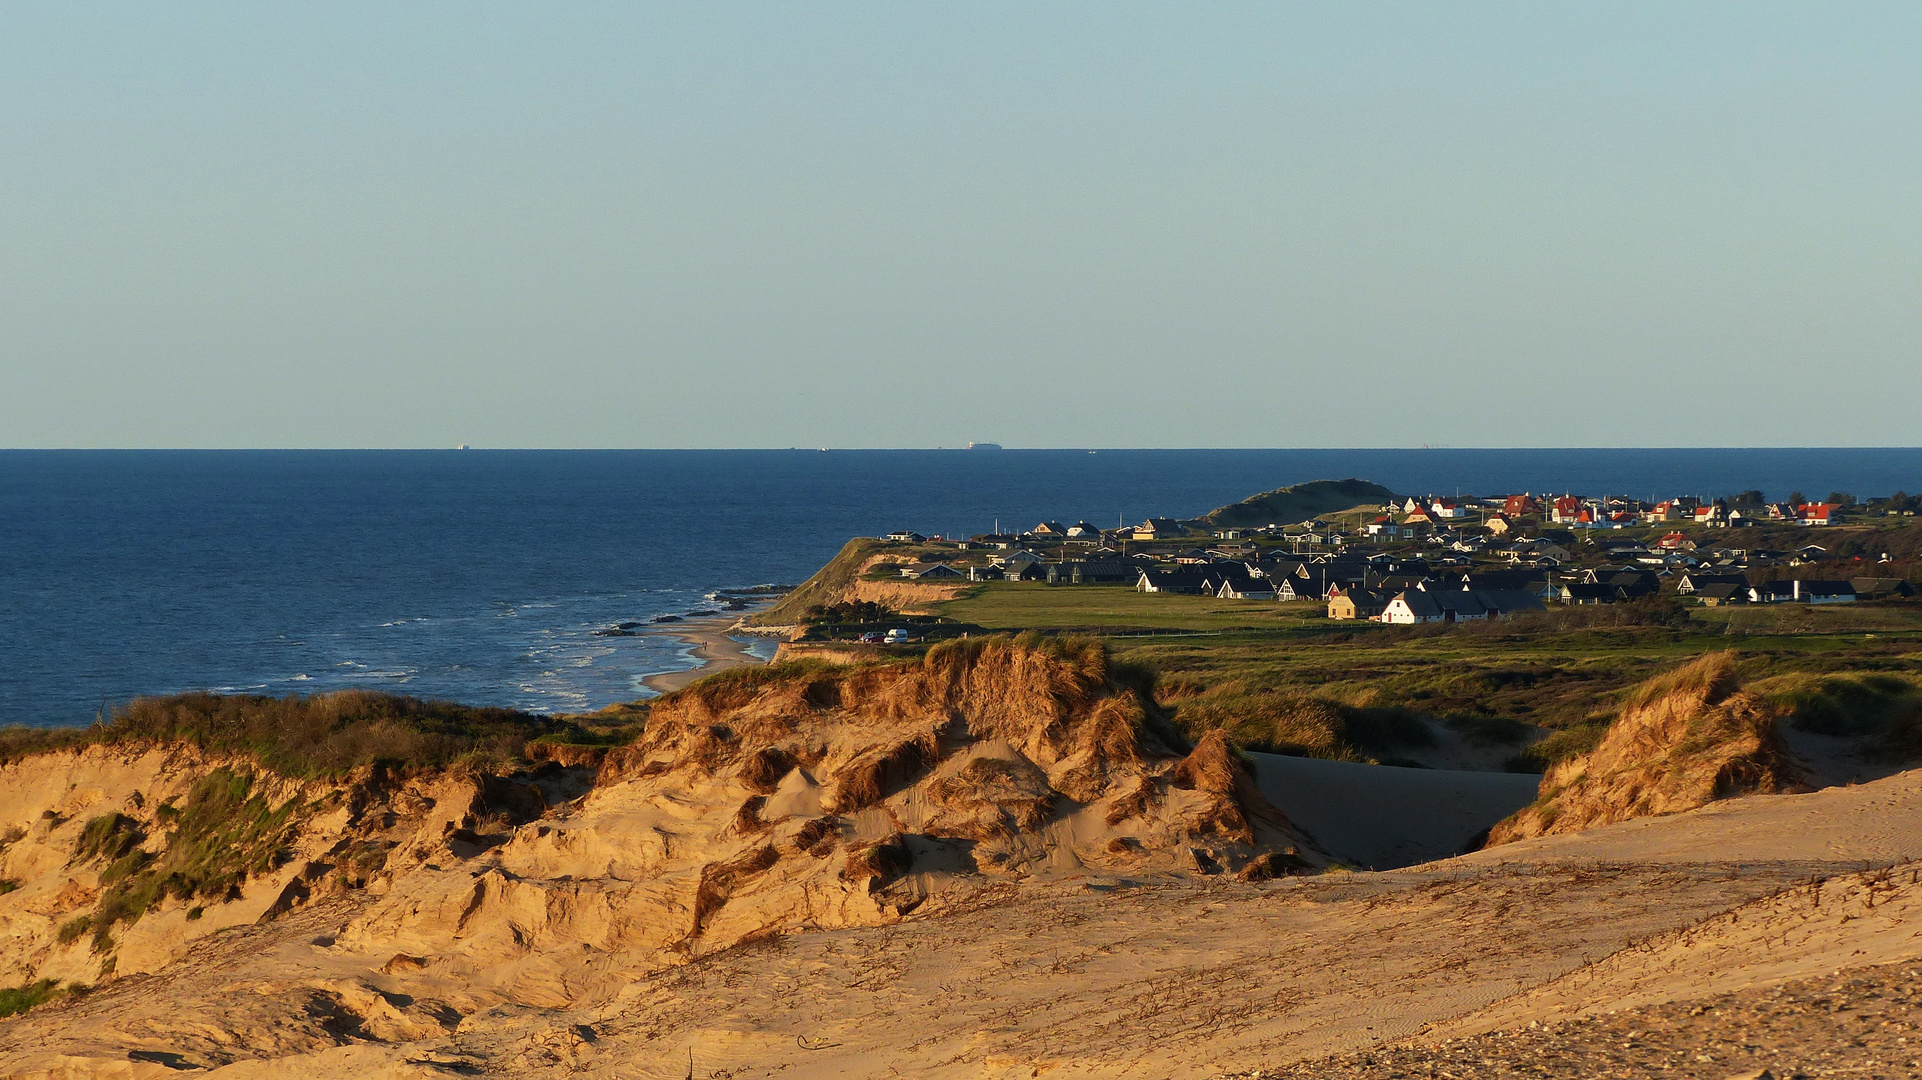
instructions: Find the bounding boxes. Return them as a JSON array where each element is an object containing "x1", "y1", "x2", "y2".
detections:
[
  {"x1": 884, "y1": 628, "x2": 910, "y2": 644},
  {"x1": 858, "y1": 632, "x2": 885, "y2": 644}
]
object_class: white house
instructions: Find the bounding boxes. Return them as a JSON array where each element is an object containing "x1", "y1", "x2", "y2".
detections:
[{"x1": 1380, "y1": 590, "x2": 1446, "y2": 624}]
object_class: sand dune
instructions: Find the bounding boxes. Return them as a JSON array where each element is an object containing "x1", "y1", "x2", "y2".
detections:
[{"x1": 4, "y1": 644, "x2": 1922, "y2": 1077}]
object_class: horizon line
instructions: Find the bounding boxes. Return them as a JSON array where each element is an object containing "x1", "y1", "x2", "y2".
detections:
[{"x1": 4, "y1": 446, "x2": 1922, "y2": 454}]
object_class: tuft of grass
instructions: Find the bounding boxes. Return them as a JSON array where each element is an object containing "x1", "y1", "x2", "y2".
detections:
[
  {"x1": 84, "y1": 766, "x2": 303, "y2": 952},
  {"x1": 0, "y1": 979, "x2": 61, "y2": 1018},
  {"x1": 56, "y1": 916, "x2": 90, "y2": 946},
  {"x1": 0, "y1": 879, "x2": 19, "y2": 896},
  {"x1": 1504, "y1": 718, "x2": 1612, "y2": 773},
  {"x1": 73, "y1": 814, "x2": 144, "y2": 864}
]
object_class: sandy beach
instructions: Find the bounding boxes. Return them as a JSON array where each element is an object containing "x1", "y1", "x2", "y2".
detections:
[{"x1": 639, "y1": 611, "x2": 772, "y2": 693}]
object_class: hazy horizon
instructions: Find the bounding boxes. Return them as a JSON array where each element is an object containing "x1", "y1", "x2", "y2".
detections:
[{"x1": 6, "y1": 4, "x2": 1920, "y2": 450}]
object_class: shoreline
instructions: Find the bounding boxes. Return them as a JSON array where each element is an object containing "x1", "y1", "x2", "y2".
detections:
[{"x1": 639, "y1": 608, "x2": 776, "y2": 694}]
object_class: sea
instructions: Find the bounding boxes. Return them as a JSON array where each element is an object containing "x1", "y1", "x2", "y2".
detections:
[{"x1": 4, "y1": 448, "x2": 1920, "y2": 728}]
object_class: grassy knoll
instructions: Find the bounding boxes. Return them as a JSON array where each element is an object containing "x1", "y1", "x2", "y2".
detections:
[
  {"x1": 748, "y1": 538, "x2": 889, "y2": 626},
  {"x1": 933, "y1": 582, "x2": 1327, "y2": 633},
  {"x1": 1198, "y1": 478, "x2": 1394, "y2": 528}
]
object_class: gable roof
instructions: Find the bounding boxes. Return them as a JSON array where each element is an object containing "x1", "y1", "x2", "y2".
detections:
[{"x1": 1387, "y1": 590, "x2": 1444, "y2": 618}]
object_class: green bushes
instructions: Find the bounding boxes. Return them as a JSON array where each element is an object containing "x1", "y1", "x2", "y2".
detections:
[
  {"x1": 104, "y1": 690, "x2": 550, "y2": 778},
  {"x1": 4, "y1": 690, "x2": 568, "y2": 780},
  {"x1": 0, "y1": 979, "x2": 61, "y2": 1018},
  {"x1": 74, "y1": 767, "x2": 302, "y2": 952},
  {"x1": 73, "y1": 814, "x2": 144, "y2": 863}
]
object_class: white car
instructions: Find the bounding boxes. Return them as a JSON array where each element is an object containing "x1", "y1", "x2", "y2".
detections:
[{"x1": 884, "y1": 628, "x2": 910, "y2": 644}]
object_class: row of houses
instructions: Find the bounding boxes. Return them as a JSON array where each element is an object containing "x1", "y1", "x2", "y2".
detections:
[
  {"x1": 1327, "y1": 583, "x2": 1546, "y2": 623},
  {"x1": 1375, "y1": 493, "x2": 1860, "y2": 538}
]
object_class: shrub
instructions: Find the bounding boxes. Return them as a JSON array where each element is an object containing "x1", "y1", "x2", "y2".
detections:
[
  {"x1": 103, "y1": 690, "x2": 552, "y2": 778},
  {"x1": 73, "y1": 815, "x2": 144, "y2": 864},
  {"x1": 0, "y1": 979, "x2": 60, "y2": 1018}
]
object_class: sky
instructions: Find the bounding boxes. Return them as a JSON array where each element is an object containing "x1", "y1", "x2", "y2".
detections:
[{"x1": 3, "y1": 3, "x2": 1919, "y2": 449}]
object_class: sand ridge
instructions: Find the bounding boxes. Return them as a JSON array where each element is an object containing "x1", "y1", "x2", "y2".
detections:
[{"x1": 7, "y1": 645, "x2": 1922, "y2": 1076}]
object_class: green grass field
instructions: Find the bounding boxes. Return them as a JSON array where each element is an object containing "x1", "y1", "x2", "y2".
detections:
[
  {"x1": 932, "y1": 582, "x2": 1325, "y2": 633},
  {"x1": 934, "y1": 583, "x2": 1922, "y2": 741}
]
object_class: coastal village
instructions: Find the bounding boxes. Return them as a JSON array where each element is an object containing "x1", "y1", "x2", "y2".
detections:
[{"x1": 860, "y1": 486, "x2": 1918, "y2": 631}]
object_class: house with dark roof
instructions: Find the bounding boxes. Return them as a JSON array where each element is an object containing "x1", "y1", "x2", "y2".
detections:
[
  {"x1": 1212, "y1": 572, "x2": 1278, "y2": 601},
  {"x1": 1381, "y1": 590, "x2": 1446, "y2": 624},
  {"x1": 1558, "y1": 582, "x2": 1617, "y2": 605},
  {"x1": 1693, "y1": 583, "x2": 1749, "y2": 606},
  {"x1": 901, "y1": 563, "x2": 965, "y2": 580},
  {"x1": 1132, "y1": 518, "x2": 1185, "y2": 541},
  {"x1": 1678, "y1": 572, "x2": 1748, "y2": 595},
  {"x1": 1046, "y1": 559, "x2": 1137, "y2": 585},
  {"x1": 1851, "y1": 577, "x2": 1916, "y2": 601},
  {"x1": 1277, "y1": 576, "x2": 1327, "y2": 602},
  {"x1": 1326, "y1": 585, "x2": 1388, "y2": 620},
  {"x1": 1431, "y1": 591, "x2": 1490, "y2": 622},
  {"x1": 1795, "y1": 580, "x2": 1857, "y2": 604},
  {"x1": 1472, "y1": 589, "x2": 1546, "y2": 618},
  {"x1": 885, "y1": 530, "x2": 927, "y2": 543},
  {"x1": 1586, "y1": 569, "x2": 1660, "y2": 598},
  {"x1": 1135, "y1": 569, "x2": 1210, "y2": 595}
]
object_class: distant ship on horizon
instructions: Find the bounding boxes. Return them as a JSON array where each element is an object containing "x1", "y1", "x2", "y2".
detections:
[{"x1": 966, "y1": 441, "x2": 1003, "y2": 451}]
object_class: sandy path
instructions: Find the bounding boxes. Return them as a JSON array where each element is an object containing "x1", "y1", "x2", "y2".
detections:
[{"x1": 639, "y1": 614, "x2": 769, "y2": 693}]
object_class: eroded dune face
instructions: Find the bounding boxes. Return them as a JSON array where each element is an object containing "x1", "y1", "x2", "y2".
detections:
[
  {"x1": 337, "y1": 639, "x2": 1320, "y2": 1000},
  {"x1": 0, "y1": 640, "x2": 1317, "y2": 1018},
  {"x1": 1489, "y1": 652, "x2": 1801, "y2": 844}
]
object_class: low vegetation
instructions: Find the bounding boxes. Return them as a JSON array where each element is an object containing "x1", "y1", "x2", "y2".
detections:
[
  {"x1": 1199, "y1": 478, "x2": 1394, "y2": 529},
  {"x1": 73, "y1": 767, "x2": 303, "y2": 952},
  {"x1": 0, "y1": 979, "x2": 63, "y2": 1019},
  {"x1": 1169, "y1": 687, "x2": 1434, "y2": 765},
  {"x1": 1489, "y1": 652, "x2": 1800, "y2": 843},
  {"x1": 748, "y1": 538, "x2": 888, "y2": 626},
  {"x1": 0, "y1": 689, "x2": 584, "y2": 780}
]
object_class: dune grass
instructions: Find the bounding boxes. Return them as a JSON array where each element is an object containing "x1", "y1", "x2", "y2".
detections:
[
  {"x1": 0, "y1": 979, "x2": 62, "y2": 1018},
  {"x1": 75, "y1": 767, "x2": 304, "y2": 953},
  {"x1": 0, "y1": 689, "x2": 576, "y2": 780}
]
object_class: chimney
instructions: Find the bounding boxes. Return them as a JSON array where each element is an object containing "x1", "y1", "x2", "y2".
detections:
[{"x1": 1793, "y1": 579, "x2": 1803, "y2": 600}]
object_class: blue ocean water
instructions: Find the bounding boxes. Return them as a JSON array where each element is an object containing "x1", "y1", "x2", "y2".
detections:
[{"x1": 3, "y1": 448, "x2": 1919, "y2": 727}]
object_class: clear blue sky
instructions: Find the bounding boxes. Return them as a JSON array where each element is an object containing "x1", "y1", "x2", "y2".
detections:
[{"x1": 4, "y1": 3, "x2": 1918, "y2": 448}]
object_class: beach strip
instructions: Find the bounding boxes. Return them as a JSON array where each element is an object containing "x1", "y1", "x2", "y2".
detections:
[{"x1": 640, "y1": 612, "x2": 774, "y2": 693}]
